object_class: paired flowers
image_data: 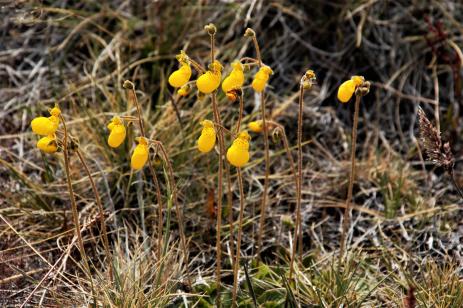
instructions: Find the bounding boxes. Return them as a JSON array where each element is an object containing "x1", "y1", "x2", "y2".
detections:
[
  {"x1": 196, "y1": 119, "x2": 251, "y2": 168},
  {"x1": 105, "y1": 116, "x2": 149, "y2": 171},
  {"x1": 31, "y1": 106, "x2": 61, "y2": 153}
]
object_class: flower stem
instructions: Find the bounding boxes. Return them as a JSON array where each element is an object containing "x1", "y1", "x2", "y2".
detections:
[
  {"x1": 232, "y1": 167, "x2": 245, "y2": 307},
  {"x1": 59, "y1": 114, "x2": 95, "y2": 299},
  {"x1": 156, "y1": 142, "x2": 190, "y2": 287},
  {"x1": 256, "y1": 90, "x2": 270, "y2": 260},
  {"x1": 124, "y1": 81, "x2": 187, "y2": 283},
  {"x1": 249, "y1": 32, "x2": 270, "y2": 262},
  {"x1": 227, "y1": 92, "x2": 246, "y2": 275},
  {"x1": 339, "y1": 94, "x2": 361, "y2": 260},
  {"x1": 291, "y1": 85, "x2": 305, "y2": 277},
  {"x1": 207, "y1": 29, "x2": 225, "y2": 307},
  {"x1": 76, "y1": 149, "x2": 113, "y2": 283}
]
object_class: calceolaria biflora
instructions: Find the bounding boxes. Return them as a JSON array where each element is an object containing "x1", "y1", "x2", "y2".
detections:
[
  {"x1": 337, "y1": 75, "x2": 365, "y2": 103},
  {"x1": 131, "y1": 137, "x2": 149, "y2": 170},
  {"x1": 251, "y1": 65, "x2": 273, "y2": 92},
  {"x1": 107, "y1": 116, "x2": 126, "y2": 148},
  {"x1": 168, "y1": 51, "x2": 192, "y2": 88},
  {"x1": 248, "y1": 120, "x2": 263, "y2": 133},
  {"x1": 177, "y1": 85, "x2": 191, "y2": 97},
  {"x1": 226, "y1": 131, "x2": 251, "y2": 168},
  {"x1": 222, "y1": 60, "x2": 245, "y2": 94},
  {"x1": 196, "y1": 60, "x2": 223, "y2": 94},
  {"x1": 31, "y1": 106, "x2": 61, "y2": 136},
  {"x1": 31, "y1": 105, "x2": 62, "y2": 153},
  {"x1": 197, "y1": 120, "x2": 216, "y2": 153},
  {"x1": 37, "y1": 135, "x2": 58, "y2": 153}
]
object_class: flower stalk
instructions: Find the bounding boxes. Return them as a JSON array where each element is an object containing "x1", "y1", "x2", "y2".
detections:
[
  {"x1": 339, "y1": 78, "x2": 370, "y2": 260},
  {"x1": 75, "y1": 149, "x2": 113, "y2": 282}
]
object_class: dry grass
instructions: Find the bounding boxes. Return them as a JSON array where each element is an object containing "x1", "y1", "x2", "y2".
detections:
[{"x1": 1, "y1": 0, "x2": 463, "y2": 306}]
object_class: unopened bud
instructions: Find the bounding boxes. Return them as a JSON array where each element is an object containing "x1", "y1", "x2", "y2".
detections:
[
  {"x1": 123, "y1": 80, "x2": 135, "y2": 90},
  {"x1": 305, "y1": 69, "x2": 316, "y2": 80},
  {"x1": 244, "y1": 28, "x2": 255, "y2": 37},
  {"x1": 204, "y1": 23, "x2": 217, "y2": 35},
  {"x1": 302, "y1": 81, "x2": 312, "y2": 90}
]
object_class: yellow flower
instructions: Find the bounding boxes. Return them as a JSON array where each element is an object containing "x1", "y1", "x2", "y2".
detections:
[
  {"x1": 131, "y1": 137, "x2": 149, "y2": 170},
  {"x1": 31, "y1": 117, "x2": 57, "y2": 135},
  {"x1": 36, "y1": 135, "x2": 57, "y2": 153},
  {"x1": 168, "y1": 51, "x2": 192, "y2": 88},
  {"x1": 337, "y1": 75, "x2": 365, "y2": 103},
  {"x1": 196, "y1": 60, "x2": 223, "y2": 94},
  {"x1": 49, "y1": 106, "x2": 61, "y2": 117},
  {"x1": 169, "y1": 63, "x2": 192, "y2": 88},
  {"x1": 31, "y1": 106, "x2": 61, "y2": 136},
  {"x1": 251, "y1": 65, "x2": 273, "y2": 92},
  {"x1": 248, "y1": 120, "x2": 263, "y2": 133},
  {"x1": 107, "y1": 117, "x2": 126, "y2": 148},
  {"x1": 177, "y1": 85, "x2": 190, "y2": 97},
  {"x1": 197, "y1": 120, "x2": 216, "y2": 153},
  {"x1": 226, "y1": 131, "x2": 251, "y2": 167},
  {"x1": 221, "y1": 61, "x2": 244, "y2": 93}
]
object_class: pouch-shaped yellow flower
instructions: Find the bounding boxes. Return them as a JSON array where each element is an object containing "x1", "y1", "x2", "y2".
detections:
[
  {"x1": 107, "y1": 117, "x2": 126, "y2": 148},
  {"x1": 31, "y1": 116, "x2": 59, "y2": 135},
  {"x1": 168, "y1": 62, "x2": 192, "y2": 88},
  {"x1": 248, "y1": 120, "x2": 263, "y2": 133},
  {"x1": 196, "y1": 60, "x2": 223, "y2": 94},
  {"x1": 177, "y1": 85, "x2": 190, "y2": 97},
  {"x1": 222, "y1": 61, "x2": 244, "y2": 93},
  {"x1": 337, "y1": 76, "x2": 365, "y2": 103},
  {"x1": 31, "y1": 106, "x2": 61, "y2": 135},
  {"x1": 252, "y1": 66, "x2": 273, "y2": 92},
  {"x1": 226, "y1": 131, "x2": 251, "y2": 167},
  {"x1": 37, "y1": 135, "x2": 57, "y2": 153},
  {"x1": 197, "y1": 120, "x2": 216, "y2": 153},
  {"x1": 337, "y1": 80, "x2": 356, "y2": 103},
  {"x1": 131, "y1": 137, "x2": 149, "y2": 170}
]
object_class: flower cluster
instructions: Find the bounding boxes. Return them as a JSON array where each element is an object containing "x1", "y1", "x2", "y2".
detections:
[
  {"x1": 31, "y1": 106, "x2": 61, "y2": 153},
  {"x1": 168, "y1": 53, "x2": 272, "y2": 98}
]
